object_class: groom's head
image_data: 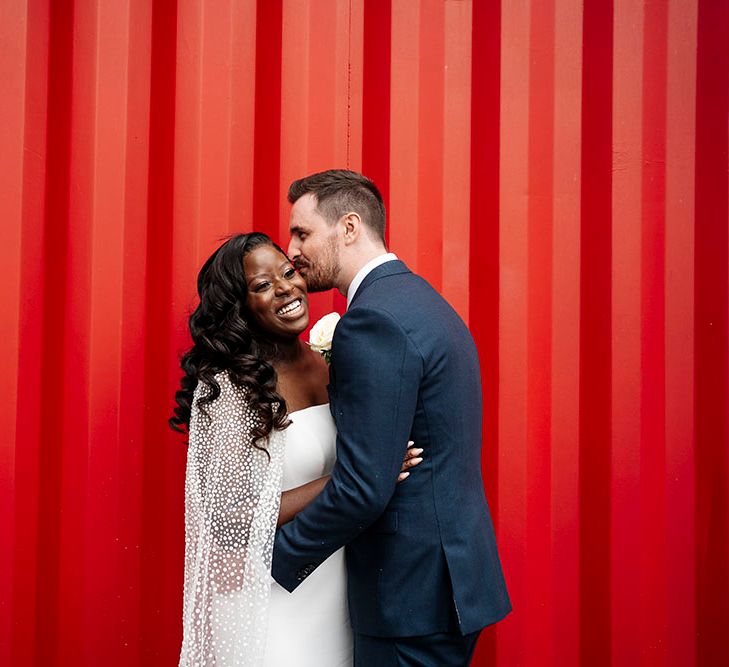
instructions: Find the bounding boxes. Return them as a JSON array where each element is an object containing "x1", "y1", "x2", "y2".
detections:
[{"x1": 287, "y1": 169, "x2": 387, "y2": 293}]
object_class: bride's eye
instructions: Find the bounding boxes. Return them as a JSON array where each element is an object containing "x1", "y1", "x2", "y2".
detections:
[
  {"x1": 253, "y1": 281, "x2": 270, "y2": 292},
  {"x1": 284, "y1": 268, "x2": 296, "y2": 279}
]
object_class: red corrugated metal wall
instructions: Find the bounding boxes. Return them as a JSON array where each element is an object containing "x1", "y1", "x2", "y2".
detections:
[{"x1": 1, "y1": 1, "x2": 727, "y2": 665}]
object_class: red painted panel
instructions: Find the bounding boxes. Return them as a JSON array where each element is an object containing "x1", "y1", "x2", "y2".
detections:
[
  {"x1": 469, "y1": 2, "x2": 501, "y2": 663},
  {"x1": 34, "y1": 1, "x2": 74, "y2": 664},
  {"x1": 415, "y1": 0, "x2": 445, "y2": 292},
  {"x1": 389, "y1": 0, "x2": 421, "y2": 268},
  {"x1": 550, "y1": 2, "x2": 582, "y2": 666},
  {"x1": 140, "y1": 0, "x2": 179, "y2": 663},
  {"x1": 115, "y1": 4, "x2": 154, "y2": 664},
  {"x1": 497, "y1": 3, "x2": 530, "y2": 665},
  {"x1": 579, "y1": 2, "x2": 614, "y2": 665},
  {"x1": 441, "y1": 1, "x2": 471, "y2": 322},
  {"x1": 640, "y1": 2, "x2": 669, "y2": 663},
  {"x1": 694, "y1": 1, "x2": 729, "y2": 664},
  {"x1": 611, "y1": 3, "x2": 643, "y2": 663},
  {"x1": 664, "y1": 2, "x2": 698, "y2": 665},
  {"x1": 362, "y1": 0, "x2": 391, "y2": 230},
  {"x1": 1, "y1": 1, "x2": 724, "y2": 665}
]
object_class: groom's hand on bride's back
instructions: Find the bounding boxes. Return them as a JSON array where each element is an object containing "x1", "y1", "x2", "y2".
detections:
[{"x1": 397, "y1": 441, "x2": 423, "y2": 483}]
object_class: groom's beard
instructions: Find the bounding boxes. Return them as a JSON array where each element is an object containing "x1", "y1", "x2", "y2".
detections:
[{"x1": 297, "y1": 236, "x2": 340, "y2": 293}]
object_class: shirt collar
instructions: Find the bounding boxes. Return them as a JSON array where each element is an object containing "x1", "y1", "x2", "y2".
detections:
[{"x1": 346, "y1": 252, "x2": 398, "y2": 308}]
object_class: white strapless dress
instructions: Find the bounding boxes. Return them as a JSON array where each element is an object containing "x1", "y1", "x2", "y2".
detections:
[{"x1": 263, "y1": 404, "x2": 353, "y2": 666}]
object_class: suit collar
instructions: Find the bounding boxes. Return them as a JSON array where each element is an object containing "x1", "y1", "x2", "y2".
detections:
[
  {"x1": 347, "y1": 259, "x2": 411, "y2": 308},
  {"x1": 346, "y1": 253, "x2": 398, "y2": 307}
]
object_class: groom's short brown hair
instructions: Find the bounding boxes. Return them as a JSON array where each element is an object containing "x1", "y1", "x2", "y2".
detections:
[{"x1": 288, "y1": 169, "x2": 386, "y2": 244}]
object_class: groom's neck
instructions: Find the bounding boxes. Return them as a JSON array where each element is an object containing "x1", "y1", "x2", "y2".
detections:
[{"x1": 336, "y1": 244, "x2": 389, "y2": 296}]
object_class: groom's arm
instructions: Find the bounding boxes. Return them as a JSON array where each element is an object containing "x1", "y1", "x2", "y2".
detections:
[{"x1": 271, "y1": 306, "x2": 422, "y2": 592}]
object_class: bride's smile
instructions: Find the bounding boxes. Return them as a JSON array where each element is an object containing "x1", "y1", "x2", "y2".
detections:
[{"x1": 277, "y1": 298, "x2": 304, "y2": 318}]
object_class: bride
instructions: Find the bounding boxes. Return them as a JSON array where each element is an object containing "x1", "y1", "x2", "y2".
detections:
[{"x1": 170, "y1": 233, "x2": 422, "y2": 666}]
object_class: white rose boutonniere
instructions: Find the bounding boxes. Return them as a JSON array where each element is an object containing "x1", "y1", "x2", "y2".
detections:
[{"x1": 309, "y1": 312, "x2": 341, "y2": 364}]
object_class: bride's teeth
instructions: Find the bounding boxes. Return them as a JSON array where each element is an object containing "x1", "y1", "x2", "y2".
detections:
[{"x1": 278, "y1": 299, "x2": 302, "y2": 316}]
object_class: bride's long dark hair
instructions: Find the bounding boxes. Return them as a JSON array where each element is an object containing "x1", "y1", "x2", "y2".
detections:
[{"x1": 169, "y1": 232, "x2": 291, "y2": 446}]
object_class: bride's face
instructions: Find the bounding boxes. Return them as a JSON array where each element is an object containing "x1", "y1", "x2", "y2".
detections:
[{"x1": 243, "y1": 245, "x2": 309, "y2": 339}]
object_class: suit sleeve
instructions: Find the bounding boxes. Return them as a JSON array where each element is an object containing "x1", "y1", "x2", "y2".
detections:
[{"x1": 271, "y1": 306, "x2": 422, "y2": 591}]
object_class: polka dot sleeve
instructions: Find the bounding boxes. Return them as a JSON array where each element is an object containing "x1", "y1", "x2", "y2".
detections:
[{"x1": 180, "y1": 371, "x2": 285, "y2": 666}]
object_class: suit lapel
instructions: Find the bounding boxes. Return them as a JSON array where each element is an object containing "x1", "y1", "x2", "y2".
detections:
[
  {"x1": 328, "y1": 260, "x2": 410, "y2": 418},
  {"x1": 348, "y1": 260, "x2": 411, "y2": 308}
]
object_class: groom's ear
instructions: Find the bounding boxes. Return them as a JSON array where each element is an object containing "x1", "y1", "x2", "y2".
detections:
[{"x1": 340, "y1": 211, "x2": 362, "y2": 246}]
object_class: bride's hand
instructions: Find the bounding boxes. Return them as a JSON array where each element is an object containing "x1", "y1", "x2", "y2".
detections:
[{"x1": 397, "y1": 441, "x2": 423, "y2": 482}]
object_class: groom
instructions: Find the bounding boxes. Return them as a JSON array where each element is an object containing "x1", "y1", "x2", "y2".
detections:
[{"x1": 272, "y1": 170, "x2": 511, "y2": 664}]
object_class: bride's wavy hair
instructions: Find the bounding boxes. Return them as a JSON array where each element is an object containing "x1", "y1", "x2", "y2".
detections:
[{"x1": 169, "y1": 232, "x2": 292, "y2": 447}]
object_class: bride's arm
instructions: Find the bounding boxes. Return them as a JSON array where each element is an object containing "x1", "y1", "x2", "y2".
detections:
[
  {"x1": 277, "y1": 444, "x2": 423, "y2": 526},
  {"x1": 278, "y1": 476, "x2": 331, "y2": 527}
]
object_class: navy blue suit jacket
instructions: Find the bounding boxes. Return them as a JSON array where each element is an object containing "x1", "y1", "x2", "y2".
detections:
[{"x1": 272, "y1": 260, "x2": 511, "y2": 637}]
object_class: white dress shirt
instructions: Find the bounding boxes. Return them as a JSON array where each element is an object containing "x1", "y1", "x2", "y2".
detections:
[{"x1": 346, "y1": 252, "x2": 398, "y2": 309}]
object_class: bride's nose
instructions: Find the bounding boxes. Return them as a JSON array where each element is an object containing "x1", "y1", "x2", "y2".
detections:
[{"x1": 274, "y1": 278, "x2": 293, "y2": 296}]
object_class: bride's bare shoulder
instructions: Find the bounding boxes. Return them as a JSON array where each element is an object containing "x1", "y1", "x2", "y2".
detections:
[{"x1": 304, "y1": 344, "x2": 329, "y2": 377}]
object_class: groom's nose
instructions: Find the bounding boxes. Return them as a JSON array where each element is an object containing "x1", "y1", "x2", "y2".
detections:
[{"x1": 287, "y1": 239, "x2": 301, "y2": 260}]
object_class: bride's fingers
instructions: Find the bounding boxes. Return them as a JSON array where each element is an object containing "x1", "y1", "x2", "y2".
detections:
[
  {"x1": 402, "y1": 455, "x2": 423, "y2": 470},
  {"x1": 404, "y1": 444, "x2": 423, "y2": 460},
  {"x1": 398, "y1": 451, "x2": 424, "y2": 482},
  {"x1": 400, "y1": 451, "x2": 424, "y2": 473},
  {"x1": 398, "y1": 442, "x2": 424, "y2": 482}
]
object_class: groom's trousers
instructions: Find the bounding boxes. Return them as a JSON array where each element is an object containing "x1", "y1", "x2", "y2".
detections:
[{"x1": 353, "y1": 629, "x2": 481, "y2": 667}]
